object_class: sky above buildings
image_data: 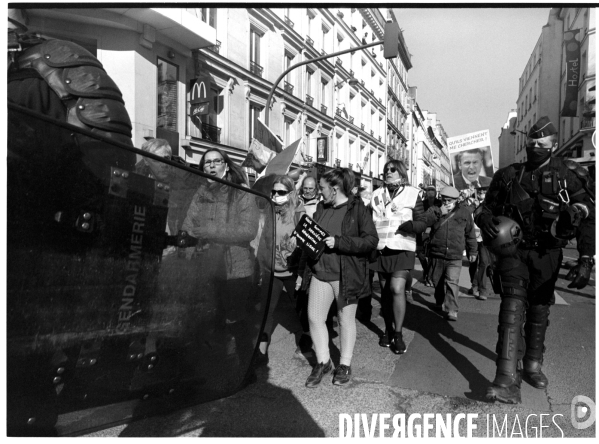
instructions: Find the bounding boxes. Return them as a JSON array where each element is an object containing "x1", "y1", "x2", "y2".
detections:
[{"x1": 394, "y1": 7, "x2": 551, "y2": 167}]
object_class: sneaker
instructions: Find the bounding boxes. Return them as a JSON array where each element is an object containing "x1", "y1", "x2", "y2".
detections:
[
  {"x1": 332, "y1": 364, "x2": 352, "y2": 386},
  {"x1": 468, "y1": 287, "x2": 479, "y2": 296},
  {"x1": 475, "y1": 294, "x2": 487, "y2": 301},
  {"x1": 390, "y1": 331, "x2": 407, "y2": 354},
  {"x1": 446, "y1": 310, "x2": 458, "y2": 321},
  {"x1": 305, "y1": 360, "x2": 334, "y2": 388},
  {"x1": 379, "y1": 331, "x2": 391, "y2": 348}
]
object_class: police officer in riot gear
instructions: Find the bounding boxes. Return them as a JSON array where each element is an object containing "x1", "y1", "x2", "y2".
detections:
[{"x1": 475, "y1": 116, "x2": 595, "y2": 404}]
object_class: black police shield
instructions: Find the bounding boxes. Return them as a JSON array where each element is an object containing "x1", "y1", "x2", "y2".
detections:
[{"x1": 7, "y1": 104, "x2": 274, "y2": 436}]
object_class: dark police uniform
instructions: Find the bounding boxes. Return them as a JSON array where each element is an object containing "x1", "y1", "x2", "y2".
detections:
[{"x1": 475, "y1": 117, "x2": 595, "y2": 404}]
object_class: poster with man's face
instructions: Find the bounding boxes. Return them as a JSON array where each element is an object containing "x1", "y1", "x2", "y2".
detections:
[
  {"x1": 317, "y1": 137, "x2": 328, "y2": 163},
  {"x1": 447, "y1": 130, "x2": 495, "y2": 191}
]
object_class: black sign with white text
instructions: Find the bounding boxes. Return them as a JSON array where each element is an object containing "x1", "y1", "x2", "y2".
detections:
[{"x1": 292, "y1": 214, "x2": 329, "y2": 260}]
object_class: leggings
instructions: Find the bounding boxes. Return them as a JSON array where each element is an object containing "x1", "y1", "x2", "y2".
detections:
[{"x1": 308, "y1": 276, "x2": 358, "y2": 366}]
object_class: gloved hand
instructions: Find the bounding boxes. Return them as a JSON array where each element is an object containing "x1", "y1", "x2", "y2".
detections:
[
  {"x1": 565, "y1": 256, "x2": 594, "y2": 289},
  {"x1": 176, "y1": 230, "x2": 198, "y2": 248},
  {"x1": 396, "y1": 221, "x2": 414, "y2": 234},
  {"x1": 478, "y1": 214, "x2": 500, "y2": 239}
]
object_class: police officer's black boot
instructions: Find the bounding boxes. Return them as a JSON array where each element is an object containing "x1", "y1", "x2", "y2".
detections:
[
  {"x1": 523, "y1": 304, "x2": 550, "y2": 389},
  {"x1": 487, "y1": 297, "x2": 526, "y2": 404}
]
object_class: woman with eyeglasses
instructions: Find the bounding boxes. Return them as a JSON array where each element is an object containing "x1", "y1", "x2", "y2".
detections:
[
  {"x1": 251, "y1": 174, "x2": 307, "y2": 365},
  {"x1": 297, "y1": 168, "x2": 378, "y2": 387},
  {"x1": 181, "y1": 148, "x2": 258, "y2": 368},
  {"x1": 370, "y1": 160, "x2": 433, "y2": 354}
]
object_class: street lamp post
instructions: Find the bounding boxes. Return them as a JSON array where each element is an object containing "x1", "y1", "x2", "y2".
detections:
[{"x1": 264, "y1": 40, "x2": 383, "y2": 126}]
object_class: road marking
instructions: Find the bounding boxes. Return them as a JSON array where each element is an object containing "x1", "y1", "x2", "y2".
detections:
[{"x1": 554, "y1": 291, "x2": 568, "y2": 305}]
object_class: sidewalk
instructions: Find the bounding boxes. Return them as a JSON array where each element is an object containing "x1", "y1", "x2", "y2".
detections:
[{"x1": 89, "y1": 261, "x2": 595, "y2": 437}]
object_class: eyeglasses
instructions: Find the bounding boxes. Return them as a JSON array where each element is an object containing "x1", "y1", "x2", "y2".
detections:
[
  {"x1": 271, "y1": 189, "x2": 290, "y2": 196},
  {"x1": 204, "y1": 158, "x2": 225, "y2": 167},
  {"x1": 383, "y1": 167, "x2": 397, "y2": 174}
]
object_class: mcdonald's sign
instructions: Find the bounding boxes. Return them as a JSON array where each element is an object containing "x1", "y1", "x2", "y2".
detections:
[{"x1": 190, "y1": 76, "x2": 212, "y2": 127}]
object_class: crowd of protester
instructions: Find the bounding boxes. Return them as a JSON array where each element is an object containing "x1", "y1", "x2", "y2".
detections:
[{"x1": 148, "y1": 140, "x2": 491, "y2": 388}]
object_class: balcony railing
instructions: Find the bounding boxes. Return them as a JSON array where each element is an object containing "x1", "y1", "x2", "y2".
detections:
[
  {"x1": 321, "y1": 104, "x2": 328, "y2": 114},
  {"x1": 201, "y1": 122, "x2": 221, "y2": 143},
  {"x1": 284, "y1": 16, "x2": 294, "y2": 28},
  {"x1": 208, "y1": 39, "x2": 221, "y2": 54},
  {"x1": 250, "y1": 61, "x2": 263, "y2": 77},
  {"x1": 284, "y1": 81, "x2": 294, "y2": 94},
  {"x1": 581, "y1": 117, "x2": 596, "y2": 130},
  {"x1": 306, "y1": 94, "x2": 314, "y2": 106},
  {"x1": 336, "y1": 57, "x2": 342, "y2": 66},
  {"x1": 321, "y1": 49, "x2": 327, "y2": 56},
  {"x1": 349, "y1": 116, "x2": 354, "y2": 124},
  {"x1": 305, "y1": 35, "x2": 314, "y2": 47}
]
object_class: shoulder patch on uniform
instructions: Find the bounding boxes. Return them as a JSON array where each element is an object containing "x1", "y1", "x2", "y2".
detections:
[{"x1": 564, "y1": 159, "x2": 589, "y2": 177}]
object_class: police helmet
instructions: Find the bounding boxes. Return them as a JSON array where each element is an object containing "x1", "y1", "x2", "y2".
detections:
[{"x1": 482, "y1": 216, "x2": 522, "y2": 257}]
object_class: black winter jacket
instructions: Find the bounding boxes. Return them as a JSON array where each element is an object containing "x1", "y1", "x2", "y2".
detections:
[{"x1": 299, "y1": 195, "x2": 378, "y2": 301}]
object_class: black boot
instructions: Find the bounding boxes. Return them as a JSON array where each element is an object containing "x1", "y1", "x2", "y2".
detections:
[
  {"x1": 523, "y1": 304, "x2": 550, "y2": 389},
  {"x1": 487, "y1": 297, "x2": 526, "y2": 404},
  {"x1": 390, "y1": 330, "x2": 406, "y2": 354}
]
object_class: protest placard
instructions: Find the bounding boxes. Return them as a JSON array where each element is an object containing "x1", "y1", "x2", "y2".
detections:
[
  {"x1": 292, "y1": 214, "x2": 329, "y2": 260},
  {"x1": 446, "y1": 129, "x2": 495, "y2": 191}
]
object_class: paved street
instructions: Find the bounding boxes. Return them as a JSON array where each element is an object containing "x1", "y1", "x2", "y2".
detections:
[{"x1": 84, "y1": 246, "x2": 595, "y2": 438}]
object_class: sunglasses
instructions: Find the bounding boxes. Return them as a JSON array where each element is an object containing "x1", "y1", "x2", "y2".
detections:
[
  {"x1": 204, "y1": 159, "x2": 225, "y2": 167},
  {"x1": 271, "y1": 189, "x2": 290, "y2": 196},
  {"x1": 383, "y1": 167, "x2": 397, "y2": 174}
]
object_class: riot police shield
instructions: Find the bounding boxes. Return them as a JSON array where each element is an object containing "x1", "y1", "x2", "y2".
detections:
[{"x1": 7, "y1": 103, "x2": 275, "y2": 436}]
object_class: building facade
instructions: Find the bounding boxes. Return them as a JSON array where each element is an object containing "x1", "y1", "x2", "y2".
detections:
[
  {"x1": 509, "y1": 7, "x2": 595, "y2": 173},
  {"x1": 512, "y1": 8, "x2": 563, "y2": 164},
  {"x1": 498, "y1": 110, "x2": 518, "y2": 169},
  {"x1": 24, "y1": 7, "x2": 218, "y2": 157},
  {"x1": 23, "y1": 7, "x2": 453, "y2": 188},
  {"x1": 553, "y1": 7, "x2": 596, "y2": 175}
]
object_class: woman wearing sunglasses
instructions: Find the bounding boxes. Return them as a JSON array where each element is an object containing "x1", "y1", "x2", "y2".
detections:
[
  {"x1": 370, "y1": 160, "x2": 433, "y2": 354},
  {"x1": 252, "y1": 174, "x2": 307, "y2": 365},
  {"x1": 297, "y1": 168, "x2": 378, "y2": 387}
]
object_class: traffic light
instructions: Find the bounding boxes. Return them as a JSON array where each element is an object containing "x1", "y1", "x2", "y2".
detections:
[{"x1": 383, "y1": 21, "x2": 400, "y2": 59}]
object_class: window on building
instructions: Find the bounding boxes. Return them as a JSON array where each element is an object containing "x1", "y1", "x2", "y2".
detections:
[
  {"x1": 321, "y1": 26, "x2": 329, "y2": 52},
  {"x1": 306, "y1": 69, "x2": 313, "y2": 98},
  {"x1": 249, "y1": 104, "x2": 263, "y2": 142},
  {"x1": 250, "y1": 28, "x2": 262, "y2": 75},
  {"x1": 284, "y1": 118, "x2": 292, "y2": 145},
  {"x1": 285, "y1": 52, "x2": 294, "y2": 85},
  {"x1": 321, "y1": 79, "x2": 328, "y2": 110},
  {"x1": 186, "y1": 8, "x2": 217, "y2": 28},
  {"x1": 157, "y1": 57, "x2": 178, "y2": 132}
]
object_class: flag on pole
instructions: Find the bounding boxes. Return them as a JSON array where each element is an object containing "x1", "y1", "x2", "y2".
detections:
[
  {"x1": 263, "y1": 139, "x2": 302, "y2": 176},
  {"x1": 241, "y1": 138, "x2": 276, "y2": 173},
  {"x1": 254, "y1": 118, "x2": 283, "y2": 153}
]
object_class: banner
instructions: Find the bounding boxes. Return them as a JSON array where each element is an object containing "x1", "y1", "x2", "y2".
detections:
[
  {"x1": 561, "y1": 29, "x2": 581, "y2": 117},
  {"x1": 317, "y1": 136, "x2": 328, "y2": 163},
  {"x1": 241, "y1": 138, "x2": 276, "y2": 173},
  {"x1": 263, "y1": 138, "x2": 302, "y2": 176},
  {"x1": 446, "y1": 130, "x2": 495, "y2": 191},
  {"x1": 254, "y1": 118, "x2": 283, "y2": 153}
]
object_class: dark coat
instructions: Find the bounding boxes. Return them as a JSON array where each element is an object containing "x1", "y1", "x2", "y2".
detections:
[
  {"x1": 428, "y1": 205, "x2": 478, "y2": 260},
  {"x1": 453, "y1": 173, "x2": 492, "y2": 191},
  {"x1": 300, "y1": 195, "x2": 378, "y2": 302}
]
